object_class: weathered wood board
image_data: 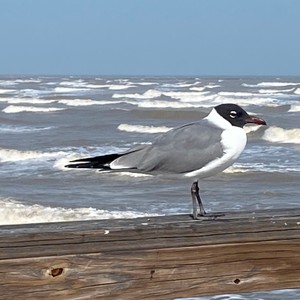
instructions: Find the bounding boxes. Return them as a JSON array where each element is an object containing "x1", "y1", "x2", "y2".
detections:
[{"x1": 0, "y1": 208, "x2": 299, "y2": 299}]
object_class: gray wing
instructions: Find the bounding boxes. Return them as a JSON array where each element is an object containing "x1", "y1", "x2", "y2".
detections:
[{"x1": 111, "y1": 120, "x2": 224, "y2": 174}]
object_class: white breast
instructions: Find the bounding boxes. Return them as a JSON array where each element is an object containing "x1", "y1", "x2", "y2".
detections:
[{"x1": 185, "y1": 109, "x2": 247, "y2": 178}]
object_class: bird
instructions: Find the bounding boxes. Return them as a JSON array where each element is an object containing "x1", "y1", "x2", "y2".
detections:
[{"x1": 65, "y1": 103, "x2": 267, "y2": 219}]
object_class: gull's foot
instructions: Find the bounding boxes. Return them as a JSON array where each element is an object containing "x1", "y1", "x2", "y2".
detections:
[{"x1": 190, "y1": 212, "x2": 225, "y2": 220}]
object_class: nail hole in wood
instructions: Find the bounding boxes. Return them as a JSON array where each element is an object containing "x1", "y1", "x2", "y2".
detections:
[
  {"x1": 51, "y1": 267, "x2": 63, "y2": 277},
  {"x1": 234, "y1": 278, "x2": 240, "y2": 284},
  {"x1": 150, "y1": 269, "x2": 155, "y2": 280}
]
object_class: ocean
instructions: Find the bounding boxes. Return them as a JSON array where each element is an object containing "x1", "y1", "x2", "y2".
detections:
[{"x1": 0, "y1": 75, "x2": 299, "y2": 299}]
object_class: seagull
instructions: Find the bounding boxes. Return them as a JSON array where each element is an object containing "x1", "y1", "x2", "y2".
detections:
[{"x1": 65, "y1": 103, "x2": 266, "y2": 219}]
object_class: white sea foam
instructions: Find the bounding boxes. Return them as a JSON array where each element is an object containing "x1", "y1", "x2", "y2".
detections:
[
  {"x1": 198, "y1": 290, "x2": 300, "y2": 300},
  {"x1": 294, "y1": 88, "x2": 300, "y2": 94},
  {"x1": 220, "y1": 91, "x2": 294, "y2": 98},
  {"x1": 59, "y1": 80, "x2": 132, "y2": 90},
  {"x1": 54, "y1": 156, "x2": 80, "y2": 170},
  {"x1": 0, "y1": 80, "x2": 18, "y2": 86},
  {"x1": 78, "y1": 84, "x2": 107, "y2": 89},
  {"x1": 117, "y1": 95, "x2": 287, "y2": 109},
  {"x1": 59, "y1": 80, "x2": 84, "y2": 86},
  {"x1": 0, "y1": 148, "x2": 66, "y2": 162},
  {"x1": 118, "y1": 124, "x2": 172, "y2": 133},
  {"x1": 189, "y1": 87, "x2": 206, "y2": 91},
  {"x1": 136, "y1": 100, "x2": 201, "y2": 108},
  {"x1": 244, "y1": 125, "x2": 262, "y2": 134},
  {"x1": 58, "y1": 99, "x2": 102, "y2": 106},
  {"x1": 87, "y1": 84, "x2": 131, "y2": 90},
  {"x1": 224, "y1": 162, "x2": 300, "y2": 174},
  {"x1": 17, "y1": 88, "x2": 52, "y2": 97},
  {"x1": 124, "y1": 95, "x2": 281, "y2": 109},
  {"x1": 116, "y1": 89, "x2": 291, "y2": 108},
  {"x1": 0, "y1": 79, "x2": 41, "y2": 86},
  {"x1": 218, "y1": 91, "x2": 259, "y2": 97},
  {"x1": 243, "y1": 82, "x2": 299, "y2": 88},
  {"x1": 108, "y1": 84, "x2": 133, "y2": 90},
  {"x1": 135, "y1": 82, "x2": 157, "y2": 86},
  {"x1": 262, "y1": 126, "x2": 300, "y2": 144},
  {"x1": 219, "y1": 91, "x2": 299, "y2": 103},
  {"x1": 54, "y1": 146, "x2": 130, "y2": 171},
  {"x1": 215, "y1": 95, "x2": 279, "y2": 106},
  {"x1": 288, "y1": 104, "x2": 300, "y2": 112},
  {"x1": 58, "y1": 80, "x2": 85, "y2": 86},
  {"x1": 0, "y1": 89, "x2": 15, "y2": 94},
  {"x1": 0, "y1": 97, "x2": 56, "y2": 104},
  {"x1": 0, "y1": 125, "x2": 53, "y2": 133},
  {"x1": 259, "y1": 82, "x2": 299, "y2": 87},
  {"x1": 15, "y1": 79, "x2": 41, "y2": 83},
  {"x1": 217, "y1": 91, "x2": 295, "y2": 99},
  {"x1": 171, "y1": 81, "x2": 201, "y2": 88},
  {"x1": 163, "y1": 91, "x2": 211, "y2": 102},
  {"x1": 223, "y1": 166, "x2": 251, "y2": 174},
  {"x1": 189, "y1": 85, "x2": 220, "y2": 91},
  {"x1": 58, "y1": 99, "x2": 124, "y2": 106},
  {"x1": 206, "y1": 84, "x2": 221, "y2": 89},
  {"x1": 258, "y1": 88, "x2": 295, "y2": 94},
  {"x1": 2, "y1": 105, "x2": 64, "y2": 113},
  {"x1": 0, "y1": 198, "x2": 159, "y2": 225},
  {"x1": 54, "y1": 87, "x2": 90, "y2": 93},
  {"x1": 125, "y1": 92, "x2": 290, "y2": 108},
  {"x1": 118, "y1": 123, "x2": 262, "y2": 135},
  {"x1": 113, "y1": 89, "x2": 162, "y2": 99}
]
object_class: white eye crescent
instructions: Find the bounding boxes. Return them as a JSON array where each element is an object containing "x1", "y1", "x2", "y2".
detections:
[{"x1": 230, "y1": 110, "x2": 237, "y2": 118}]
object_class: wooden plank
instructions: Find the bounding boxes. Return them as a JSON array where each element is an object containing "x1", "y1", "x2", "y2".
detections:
[{"x1": 0, "y1": 208, "x2": 300, "y2": 299}]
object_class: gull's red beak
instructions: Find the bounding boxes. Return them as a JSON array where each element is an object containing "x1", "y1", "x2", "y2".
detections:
[{"x1": 245, "y1": 115, "x2": 267, "y2": 126}]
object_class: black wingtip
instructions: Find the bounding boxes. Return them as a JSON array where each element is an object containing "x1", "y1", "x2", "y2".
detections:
[
  {"x1": 64, "y1": 153, "x2": 124, "y2": 169},
  {"x1": 64, "y1": 162, "x2": 94, "y2": 168}
]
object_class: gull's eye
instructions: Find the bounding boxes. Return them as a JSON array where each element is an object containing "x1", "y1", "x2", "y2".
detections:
[{"x1": 230, "y1": 110, "x2": 237, "y2": 118}]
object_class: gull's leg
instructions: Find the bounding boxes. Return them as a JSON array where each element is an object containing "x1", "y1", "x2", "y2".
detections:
[
  {"x1": 191, "y1": 181, "x2": 206, "y2": 219},
  {"x1": 191, "y1": 181, "x2": 198, "y2": 219}
]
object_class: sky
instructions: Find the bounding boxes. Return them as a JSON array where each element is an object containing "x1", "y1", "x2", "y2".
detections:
[{"x1": 1, "y1": 0, "x2": 300, "y2": 76}]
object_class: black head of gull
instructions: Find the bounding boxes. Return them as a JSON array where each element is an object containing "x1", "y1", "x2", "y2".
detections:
[
  {"x1": 65, "y1": 103, "x2": 267, "y2": 220},
  {"x1": 215, "y1": 103, "x2": 266, "y2": 128}
]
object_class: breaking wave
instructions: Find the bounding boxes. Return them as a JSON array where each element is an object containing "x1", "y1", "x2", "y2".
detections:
[
  {"x1": 117, "y1": 122, "x2": 265, "y2": 135},
  {"x1": 0, "y1": 88, "x2": 15, "y2": 94},
  {"x1": 118, "y1": 124, "x2": 172, "y2": 133},
  {"x1": 0, "y1": 125, "x2": 53, "y2": 133},
  {"x1": 258, "y1": 88, "x2": 296, "y2": 94},
  {"x1": 215, "y1": 95, "x2": 279, "y2": 107},
  {"x1": 0, "y1": 198, "x2": 159, "y2": 225},
  {"x1": 59, "y1": 80, "x2": 133, "y2": 90},
  {"x1": 2, "y1": 105, "x2": 65, "y2": 113},
  {"x1": 112, "y1": 91, "x2": 295, "y2": 109},
  {"x1": 54, "y1": 87, "x2": 91, "y2": 93},
  {"x1": 0, "y1": 97, "x2": 56, "y2": 104},
  {"x1": 113, "y1": 89, "x2": 162, "y2": 99},
  {"x1": 58, "y1": 99, "x2": 125, "y2": 106},
  {"x1": 0, "y1": 148, "x2": 65, "y2": 162},
  {"x1": 289, "y1": 104, "x2": 300, "y2": 112},
  {"x1": 243, "y1": 82, "x2": 299, "y2": 88},
  {"x1": 223, "y1": 166, "x2": 252, "y2": 174},
  {"x1": 135, "y1": 100, "x2": 202, "y2": 108},
  {"x1": 262, "y1": 126, "x2": 300, "y2": 144},
  {"x1": 225, "y1": 162, "x2": 300, "y2": 174},
  {"x1": 218, "y1": 91, "x2": 296, "y2": 99}
]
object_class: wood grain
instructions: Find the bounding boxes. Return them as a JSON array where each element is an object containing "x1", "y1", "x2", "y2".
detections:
[{"x1": 0, "y1": 208, "x2": 299, "y2": 299}]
